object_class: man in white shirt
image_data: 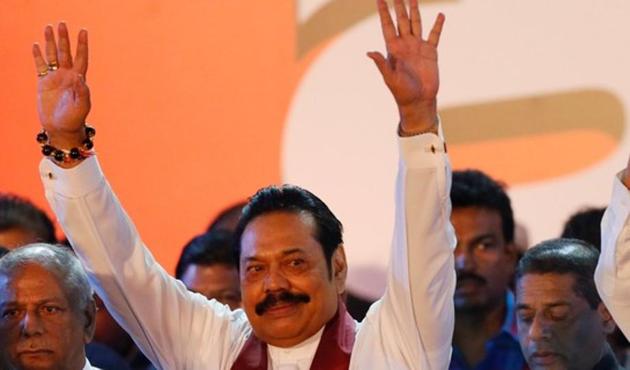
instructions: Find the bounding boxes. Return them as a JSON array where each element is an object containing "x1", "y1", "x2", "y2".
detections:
[
  {"x1": 31, "y1": 0, "x2": 455, "y2": 369},
  {"x1": 0, "y1": 244, "x2": 100, "y2": 370},
  {"x1": 596, "y1": 155, "x2": 630, "y2": 341}
]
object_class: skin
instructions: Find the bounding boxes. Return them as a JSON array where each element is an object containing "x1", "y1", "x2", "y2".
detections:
[
  {"x1": 451, "y1": 207, "x2": 517, "y2": 366},
  {"x1": 180, "y1": 263, "x2": 241, "y2": 310},
  {"x1": 0, "y1": 228, "x2": 39, "y2": 250},
  {"x1": 32, "y1": 0, "x2": 445, "y2": 349},
  {"x1": 240, "y1": 211, "x2": 347, "y2": 347},
  {"x1": 0, "y1": 263, "x2": 95, "y2": 370},
  {"x1": 452, "y1": 207, "x2": 516, "y2": 311},
  {"x1": 516, "y1": 273, "x2": 615, "y2": 370}
]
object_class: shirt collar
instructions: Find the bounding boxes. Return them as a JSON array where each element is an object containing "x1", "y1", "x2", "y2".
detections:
[
  {"x1": 267, "y1": 326, "x2": 325, "y2": 367},
  {"x1": 501, "y1": 290, "x2": 518, "y2": 339}
]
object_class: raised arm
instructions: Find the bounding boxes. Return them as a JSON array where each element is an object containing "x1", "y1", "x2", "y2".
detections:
[
  {"x1": 33, "y1": 24, "x2": 249, "y2": 370},
  {"x1": 595, "y1": 154, "x2": 630, "y2": 338},
  {"x1": 352, "y1": 1, "x2": 455, "y2": 368}
]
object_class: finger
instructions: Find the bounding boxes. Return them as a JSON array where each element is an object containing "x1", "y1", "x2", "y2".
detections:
[
  {"x1": 74, "y1": 29, "x2": 89, "y2": 76},
  {"x1": 32, "y1": 43, "x2": 49, "y2": 76},
  {"x1": 57, "y1": 22, "x2": 73, "y2": 68},
  {"x1": 44, "y1": 25, "x2": 59, "y2": 68},
  {"x1": 367, "y1": 51, "x2": 393, "y2": 81},
  {"x1": 428, "y1": 13, "x2": 445, "y2": 47},
  {"x1": 393, "y1": 0, "x2": 410, "y2": 36},
  {"x1": 377, "y1": 0, "x2": 397, "y2": 44},
  {"x1": 409, "y1": 0, "x2": 422, "y2": 37}
]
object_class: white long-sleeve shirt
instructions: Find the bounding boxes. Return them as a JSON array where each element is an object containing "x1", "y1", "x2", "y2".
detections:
[
  {"x1": 40, "y1": 132, "x2": 456, "y2": 370},
  {"x1": 596, "y1": 171, "x2": 630, "y2": 339}
]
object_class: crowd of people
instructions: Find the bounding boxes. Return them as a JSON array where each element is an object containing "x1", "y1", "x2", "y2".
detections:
[{"x1": 2, "y1": 0, "x2": 630, "y2": 369}]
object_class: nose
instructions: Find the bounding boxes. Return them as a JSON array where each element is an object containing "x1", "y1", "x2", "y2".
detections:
[
  {"x1": 263, "y1": 265, "x2": 290, "y2": 293},
  {"x1": 20, "y1": 311, "x2": 44, "y2": 337},
  {"x1": 454, "y1": 246, "x2": 476, "y2": 271},
  {"x1": 528, "y1": 313, "x2": 551, "y2": 342}
]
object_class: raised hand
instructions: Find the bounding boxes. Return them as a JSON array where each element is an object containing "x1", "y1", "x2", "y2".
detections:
[
  {"x1": 368, "y1": 0, "x2": 445, "y2": 135},
  {"x1": 33, "y1": 23, "x2": 90, "y2": 149}
]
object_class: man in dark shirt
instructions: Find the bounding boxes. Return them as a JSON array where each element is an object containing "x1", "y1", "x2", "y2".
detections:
[{"x1": 449, "y1": 170, "x2": 526, "y2": 370}]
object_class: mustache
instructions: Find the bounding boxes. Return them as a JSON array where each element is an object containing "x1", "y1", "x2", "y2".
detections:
[
  {"x1": 456, "y1": 271, "x2": 487, "y2": 287},
  {"x1": 255, "y1": 291, "x2": 311, "y2": 316}
]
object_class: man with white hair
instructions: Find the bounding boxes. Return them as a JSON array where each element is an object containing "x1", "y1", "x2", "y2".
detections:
[{"x1": 0, "y1": 244, "x2": 99, "y2": 370}]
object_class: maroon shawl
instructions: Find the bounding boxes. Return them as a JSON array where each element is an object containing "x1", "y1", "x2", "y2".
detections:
[{"x1": 231, "y1": 301, "x2": 356, "y2": 370}]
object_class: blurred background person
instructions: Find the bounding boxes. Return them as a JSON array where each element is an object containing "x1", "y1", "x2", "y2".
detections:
[
  {"x1": 175, "y1": 229, "x2": 241, "y2": 309},
  {"x1": 516, "y1": 239, "x2": 621, "y2": 370},
  {"x1": 0, "y1": 193, "x2": 55, "y2": 249},
  {"x1": 449, "y1": 169, "x2": 526, "y2": 370},
  {"x1": 561, "y1": 206, "x2": 630, "y2": 367}
]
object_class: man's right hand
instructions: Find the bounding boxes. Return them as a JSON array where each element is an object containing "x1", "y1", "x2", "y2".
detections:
[{"x1": 33, "y1": 23, "x2": 90, "y2": 153}]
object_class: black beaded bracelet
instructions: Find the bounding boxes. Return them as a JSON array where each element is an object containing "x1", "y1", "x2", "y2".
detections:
[{"x1": 36, "y1": 125, "x2": 96, "y2": 164}]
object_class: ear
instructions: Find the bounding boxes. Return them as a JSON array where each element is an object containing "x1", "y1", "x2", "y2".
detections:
[
  {"x1": 82, "y1": 298, "x2": 97, "y2": 343},
  {"x1": 597, "y1": 302, "x2": 617, "y2": 335},
  {"x1": 332, "y1": 245, "x2": 348, "y2": 295}
]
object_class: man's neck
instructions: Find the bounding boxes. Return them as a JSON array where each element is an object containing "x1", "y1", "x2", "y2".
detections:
[{"x1": 453, "y1": 297, "x2": 508, "y2": 367}]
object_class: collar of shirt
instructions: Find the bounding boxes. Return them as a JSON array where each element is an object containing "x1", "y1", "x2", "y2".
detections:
[
  {"x1": 450, "y1": 291, "x2": 525, "y2": 370},
  {"x1": 502, "y1": 290, "x2": 518, "y2": 340},
  {"x1": 83, "y1": 358, "x2": 99, "y2": 370},
  {"x1": 267, "y1": 327, "x2": 325, "y2": 370}
]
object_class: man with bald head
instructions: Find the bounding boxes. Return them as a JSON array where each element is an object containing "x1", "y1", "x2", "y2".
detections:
[{"x1": 0, "y1": 244, "x2": 99, "y2": 370}]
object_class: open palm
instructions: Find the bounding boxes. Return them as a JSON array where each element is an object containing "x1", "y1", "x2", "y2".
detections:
[
  {"x1": 33, "y1": 23, "x2": 90, "y2": 139},
  {"x1": 368, "y1": 0, "x2": 444, "y2": 132}
]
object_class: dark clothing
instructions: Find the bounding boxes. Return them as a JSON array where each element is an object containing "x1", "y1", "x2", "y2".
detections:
[
  {"x1": 593, "y1": 346, "x2": 625, "y2": 370},
  {"x1": 450, "y1": 292, "x2": 527, "y2": 370}
]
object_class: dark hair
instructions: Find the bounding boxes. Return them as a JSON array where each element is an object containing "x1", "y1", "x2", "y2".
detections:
[
  {"x1": 451, "y1": 170, "x2": 514, "y2": 243},
  {"x1": 561, "y1": 207, "x2": 605, "y2": 250},
  {"x1": 175, "y1": 230, "x2": 237, "y2": 279},
  {"x1": 233, "y1": 184, "x2": 343, "y2": 274},
  {"x1": 0, "y1": 193, "x2": 56, "y2": 244},
  {"x1": 0, "y1": 247, "x2": 8, "y2": 258},
  {"x1": 207, "y1": 201, "x2": 247, "y2": 233},
  {"x1": 516, "y1": 238, "x2": 600, "y2": 309}
]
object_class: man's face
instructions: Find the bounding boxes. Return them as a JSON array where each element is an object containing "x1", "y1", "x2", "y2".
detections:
[
  {"x1": 180, "y1": 263, "x2": 241, "y2": 310},
  {"x1": 0, "y1": 263, "x2": 94, "y2": 370},
  {"x1": 452, "y1": 207, "x2": 516, "y2": 311},
  {"x1": 516, "y1": 273, "x2": 613, "y2": 370},
  {"x1": 0, "y1": 228, "x2": 39, "y2": 250},
  {"x1": 239, "y1": 211, "x2": 346, "y2": 348}
]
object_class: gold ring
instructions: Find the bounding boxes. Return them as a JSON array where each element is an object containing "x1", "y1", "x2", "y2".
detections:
[
  {"x1": 37, "y1": 69, "x2": 48, "y2": 77},
  {"x1": 48, "y1": 62, "x2": 59, "y2": 71}
]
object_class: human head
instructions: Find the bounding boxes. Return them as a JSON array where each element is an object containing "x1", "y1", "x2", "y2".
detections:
[
  {"x1": 561, "y1": 207, "x2": 605, "y2": 250},
  {"x1": 175, "y1": 230, "x2": 240, "y2": 309},
  {"x1": 0, "y1": 194, "x2": 56, "y2": 249},
  {"x1": 515, "y1": 238, "x2": 615, "y2": 370},
  {"x1": 233, "y1": 184, "x2": 347, "y2": 347},
  {"x1": 560, "y1": 207, "x2": 630, "y2": 363},
  {"x1": 0, "y1": 243, "x2": 96, "y2": 370},
  {"x1": 207, "y1": 201, "x2": 246, "y2": 233},
  {"x1": 450, "y1": 170, "x2": 517, "y2": 312}
]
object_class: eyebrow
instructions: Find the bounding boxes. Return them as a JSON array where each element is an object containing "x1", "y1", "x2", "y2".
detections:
[
  {"x1": 0, "y1": 298, "x2": 66, "y2": 307},
  {"x1": 244, "y1": 248, "x2": 306, "y2": 263},
  {"x1": 516, "y1": 302, "x2": 571, "y2": 310}
]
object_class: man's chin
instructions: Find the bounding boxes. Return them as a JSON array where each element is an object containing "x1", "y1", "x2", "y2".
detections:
[{"x1": 15, "y1": 351, "x2": 57, "y2": 369}]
